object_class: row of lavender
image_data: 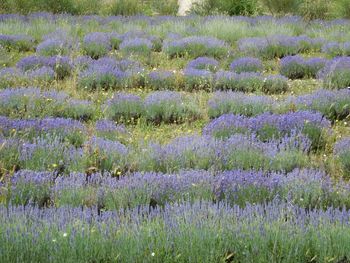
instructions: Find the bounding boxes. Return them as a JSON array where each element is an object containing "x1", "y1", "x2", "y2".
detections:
[
  {"x1": 2, "y1": 200, "x2": 350, "y2": 262},
  {"x1": 0, "y1": 113, "x2": 349, "y2": 176},
  {"x1": 1, "y1": 55, "x2": 350, "y2": 91},
  {"x1": 1, "y1": 87, "x2": 349, "y2": 123},
  {"x1": 3, "y1": 28, "x2": 350, "y2": 59},
  {"x1": 3, "y1": 169, "x2": 350, "y2": 210}
]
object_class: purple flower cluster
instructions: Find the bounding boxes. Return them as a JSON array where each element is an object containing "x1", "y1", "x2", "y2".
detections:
[
  {"x1": 317, "y1": 57, "x2": 350, "y2": 89},
  {"x1": 36, "y1": 37, "x2": 72, "y2": 56},
  {"x1": 280, "y1": 55, "x2": 327, "y2": 79},
  {"x1": 0, "y1": 34, "x2": 34, "y2": 51},
  {"x1": 16, "y1": 55, "x2": 72, "y2": 79},
  {"x1": 208, "y1": 91, "x2": 275, "y2": 118},
  {"x1": 119, "y1": 37, "x2": 153, "y2": 53},
  {"x1": 334, "y1": 138, "x2": 350, "y2": 156},
  {"x1": 229, "y1": 57, "x2": 263, "y2": 73},
  {"x1": 238, "y1": 35, "x2": 324, "y2": 59},
  {"x1": 186, "y1": 57, "x2": 219, "y2": 72},
  {"x1": 140, "y1": 133, "x2": 310, "y2": 172},
  {"x1": 203, "y1": 111, "x2": 330, "y2": 146},
  {"x1": 147, "y1": 70, "x2": 176, "y2": 90},
  {"x1": 0, "y1": 116, "x2": 85, "y2": 137},
  {"x1": 78, "y1": 57, "x2": 143, "y2": 90},
  {"x1": 289, "y1": 89, "x2": 350, "y2": 121},
  {"x1": 95, "y1": 120, "x2": 127, "y2": 134},
  {"x1": 88, "y1": 136, "x2": 128, "y2": 156},
  {"x1": 322, "y1": 42, "x2": 350, "y2": 56},
  {"x1": 163, "y1": 36, "x2": 228, "y2": 58},
  {"x1": 214, "y1": 71, "x2": 289, "y2": 94}
]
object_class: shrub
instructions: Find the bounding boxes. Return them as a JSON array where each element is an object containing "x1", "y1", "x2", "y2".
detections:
[
  {"x1": 146, "y1": 71, "x2": 177, "y2": 90},
  {"x1": 109, "y1": 0, "x2": 141, "y2": 15},
  {"x1": 214, "y1": 71, "x2": 264, "y2": 92},
  {"x1": 85, "y1": 136, "x2": 128, "y2": 174},
  {"x1": 183, "y1": 68, "x2": 213, "y2": 91},
  {"x1": 82, "y1": 32, "x2": 112, "y2": 59},
  {"x1": 318, "y1": 57, "x2": 350, "y2": 89},
  {"x1": 260, "y1": 0, "x2": 300, "y2": 15},
  {"x1": 229, "y1": 57, "x2": 263, "y2": 73},
  {"x1": 322, "y1": 42, "x2": 350, "y2": 57},
  {"x1": 208, "y1": 91, "x2": 275, "y2": 118},
  {"x1": 36, "y1": 38, "x2": 71, "y2": 56},
  {"x1": 186, "y1": 57, "x2": 219, "y2": 72},
  {"x1": 262, "y1": 75, "x2": 289, "y2": 94},
  {"x1": 119, "y1": 38, "x2": 153, "y2": 55},
  {"x1": 203, "y1": 111, "x2": 330, "y2": 151},
  {"x1": 334, "y1": 138, "x2": 350, "y2": 178},
  {"x1": 280, "y1": 56, "x2": 327, "y2": 79},
  {"x1": 78, "y1": 58, "x2": 143, "y2": 90},
  {"x1": 289, "y1": 89, "x2": 350, "y2": 122},
  {"x1": 95, "y1": 120, "x2": 129, "y2": 142},
  {"x1": 191, "y1": 0, "x2": 258, "y2": 16},
  {"x1": 144, "y1": 91, "x2": 200, "y2": 124},
  {"x1": 163, "y1": 36, "x2": 228, "y2": 58},
  {"x1": 238, "y1": 35, "x2": 321, "y2": 59},
  {"x1": 0, "y1": 34, "x2": 34, "y2": 51},
  {"x1": 104, "y1": 92, "x2": 144, "y2": 122}
]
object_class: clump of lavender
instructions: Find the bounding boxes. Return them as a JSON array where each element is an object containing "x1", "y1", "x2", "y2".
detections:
[
  {"x1": 137, "y1": 134, "x2": 309, "y2": 172},
  {"x1": 183, "y1": 68, "x2": 213, "y2": 91},
  {"x1": 85, "y1": 136, "x2": 128, "y2": 174},
  {"x1": 0, "y1": 67, "x2": 23, "y2": 88},
  {"x1": 186, "y1": 57, "x2": 219, "y2": 72},
  {"x1": 262, "y1": 75, "x2": 289, "y2": 94},
  {"x1": 82, "y1": 32, "x2": 112, "y2": 59},
  {"x1": 0, "y1": 87, "x2": 95, "y2": 120},
  {"x1": 0, "y1": 34, "x2": 34, "y2": 51},
  {"x1": 16, "y1": 55, "x2": 72, "y2": 79},
  {"x1": 280, "y1": 55, "x2": 327, "y2": 79},
  {"x1": 322, "y1": 42, "x2": 350, "y2": 57},
  {"x1": 25, "y1": 66, "x2": 55, "y2": 82},
  {"x1": 0, "y1": 116, "x2": 86, "y2": 147},
  {"x1": 229, "y1": 57, "x2": 263, "y2": 73},
  {"x1": 36, "y1": 38, "x2": 71, "y2": 56},
  {"x1": 334, "y1": 138, "x2": 350, "y2": 178},
  {"x1": 214, "y1": 71, "x2": 264, "y2": 92},
  {"x1": 203, "y1": 111, "x2": 330, "y2": 151},
  {"x1": 208, "y1": 91, "x2": 275, "y2": 118},
  {"x1": 163, "y1": 36, "x2": 228, "y2": 58},
  {"x1": 144, "y1": 91, "x2": 200, "y2": 124},
  {"x1": 147, "y1": 70, "x2": 177, "y2": 90},
  {"x1": 318, "y1": 57, "x2": 350, "y2": 89},
  {"x1": 288, "y1": 89, "x2": 350, "y2": 121},
  {"x1": 119, "y1": 38, "x2": 153, "y2": 54},
  {"x1": 1, "y1": 136, "x2": 85, "y2": 172},
  {"x1": 238, "y1": 35, "x2": 321, "y2": 59},
  {"x1": 95, "y1": 120, "x2": 129, "y2": 142},
  {"x1": 104, "y1": 92, "x2": 144, "y2": 122},
  {"x1": 78, "y1": 57, "x2": 144, "y2": 90}
]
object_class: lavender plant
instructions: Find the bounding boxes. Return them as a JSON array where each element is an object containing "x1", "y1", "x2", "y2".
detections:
[
  {"x1": 208, "y1": 91, "x2": 276, "y2": 118},
  {"x1": 163, "y1": 36, "x2": 228, "y2": 58}
]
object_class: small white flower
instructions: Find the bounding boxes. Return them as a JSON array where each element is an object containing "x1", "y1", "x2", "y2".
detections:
[
  {"x1": 151, "y1": 252, "x2": 155, "y2": 257},
  {"x1": 63, "y1": 233, "x2": 68, "y2": 237},
  {"x1": 52, "y1": 239, "x2": 56, "y2": 242}
]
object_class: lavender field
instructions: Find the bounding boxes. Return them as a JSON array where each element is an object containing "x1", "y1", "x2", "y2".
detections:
[{"x1": 0, "y1": 13, "x2": 350, "y2": 262}]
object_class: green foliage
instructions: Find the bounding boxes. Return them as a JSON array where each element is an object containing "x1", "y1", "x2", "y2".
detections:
[
  {"x1": 298, "y1": 0, "x2": 331, "y2": 20},
  {"x1": 109, "y1": 0, "x2": 141, "y2": 16},
  {"x1": 191, "y1": 0, "x2": 259, "y2": 16},
  {"x1": 338, "y1": 151, "x2": 350, "y2": 178},
  {"x1": 331, "y1": 0, "x2": 350, "y2": 19},
  {"x1": 260, "y1": 0, "x2": 300, "y2": 15}
]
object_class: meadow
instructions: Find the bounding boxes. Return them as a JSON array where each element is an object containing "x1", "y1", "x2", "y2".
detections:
[{"x1": 0, "y1": 13, "x2": 350, "y2": 262}]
